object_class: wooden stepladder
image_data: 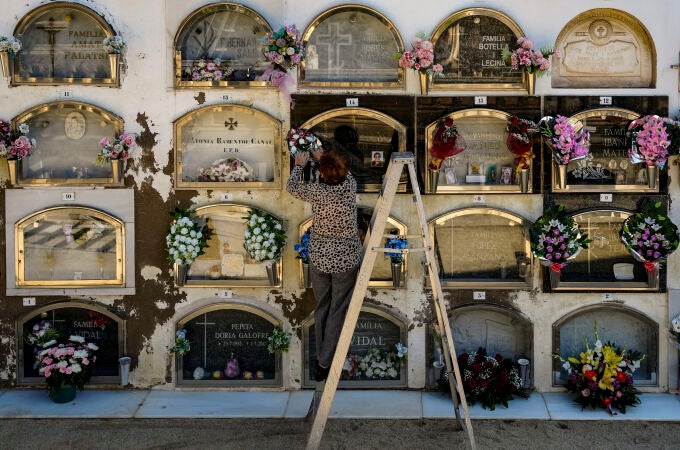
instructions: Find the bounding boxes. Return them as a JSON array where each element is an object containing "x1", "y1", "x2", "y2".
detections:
[{"x1": 306, "y1": 152, "x2": 476, "y2": 450}]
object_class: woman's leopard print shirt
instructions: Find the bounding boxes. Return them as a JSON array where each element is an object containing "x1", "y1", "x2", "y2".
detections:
[{"x1": 287, "y1": 165, "x2": 362, "y2": 273}]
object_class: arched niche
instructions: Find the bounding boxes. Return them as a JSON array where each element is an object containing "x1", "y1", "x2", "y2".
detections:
[
  {"x1": 174, "y1": 3, "x2": 272, "y2": 87},
  {"x1": 11, "y1": 101, "x2": 124, "y2": 186},
  {"x1": 176, "y1": 303, "x2": 282, "y2": 386},
  {"x1": 551, "y1": 108, "x2": 654, "y2": 192},
  {"x1": 179, "y1": 203, "x2": 282, "y2": 287},
  {"x1": 425, "y1": 108, "x2": 532, "y2": 193},
  {"x1": 302, "y1": 305, "x2": 408, "y2": 388},
  {"x1": 298, "y1": 207, "x2": 407, "y2": 288},
  {"x1": 299, "y1": 5, "x2": 404, "y2": 88},
  {"x1": 17, "y1": 301, "x2": 125, "y2": 385},
  {"x1": 12, "y1": 2, "x2": 120, "y2": 86},
  {"x1": 298, "y1": 107, "x2": 407, "y2": 193},
  {"x1": 552, "y1": 8, "x2": 656, "y2": 88},
  {"x1": 553, "y1": 304, "x2": 658, "y2": 386},
  {"x1": 550, "y1": 208, "x2": 660, "y2": 291},
  {"x1": 430, "y1": 8, "x2": 525, "y2": 91},
  {"x1": 173, "y1": 104, "x2": 282, "y2": 189},
  {"x1": 15, "y1": 206, "x2": 125, "y2": 288},
  {"x1": 429, "y1": 207, "x2": 532, "y2": 288}
]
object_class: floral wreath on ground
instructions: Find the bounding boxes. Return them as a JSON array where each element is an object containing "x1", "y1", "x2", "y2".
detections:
[
  {"x1": 342, "y1": 345, "x2": 406, "y2": 380},
  {"x1": 442, "y1": 348, "x2": 525, "y2": 411},
  {"x1": 506, "y1": 115, "x2": 539, "y2": 173},
  {"x1": 97, "y1": 133, "x2": 137, "y2": 164},
  {"x1": 394, "y1": 32, "x2": 443, "y2": 78},
  {"x1": 539, "y1": 115, "x2": 590, "y2": 166},
  {"x1": 553, "y1": 324, "x2": 646, "y2": 415},
  {"x1": 36, "y1": 334, "x2": 98, "y2": 398},
  {"x1": 243, "y1": 209, "x2": 286, "y2": 262},
  {"x1": 169, "y1": 329, "x2": 190, "y2": 355},
  {"x1": 165, "y1": 208, "x2": 208, "y2": 266},
  {"x1": 0, "y1": 120, "x2": 35, "y2": 160},
  {"x1": 501, "y1": 36, "x2": 555, "y2": 77},
  {"x1": 384, "y1": 234, "x2": 407, "y2": 264},
  {"x1": 259, "y1": 25, "x2": 304, "y2": 102},
  {"x1": 620, "y1": 201, "x2": 679, "y2": 273},
  {"x1": 294, "y1": 230, "x2": 311, "y2": 264},
  {"x1": 0, "y1": 35, "x2": 22, "y2": 57},
  {"x1": 428, "y1": 117, "x2": 466, "y2": 171},
  {"x1": 628, "y1": 115, "x2": 671, "y2": 168},
  {"x1": 197, "y1": 157, "x2": 254, "y2": 182},
  {"x1": 267, "y1": 327, "x2": 291, "y2": 354},
  {"x1": 184, "y1": 57, "x2": 234, "y2": 82},
  {"x1": 529, "y1": 204, "x2": 591, "y2": 274}
]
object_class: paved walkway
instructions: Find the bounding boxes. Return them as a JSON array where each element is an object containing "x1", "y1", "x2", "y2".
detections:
[{"x1": 1, "y1": 389, "x2": 679, "y2": 420}]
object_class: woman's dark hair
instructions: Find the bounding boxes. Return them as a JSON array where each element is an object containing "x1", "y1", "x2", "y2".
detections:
[{"x1": 319, "y1": 150, "x2": 349, "y2": 185}]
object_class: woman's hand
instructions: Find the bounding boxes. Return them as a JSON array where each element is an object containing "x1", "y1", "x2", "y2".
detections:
[{"x1": 294, "y1": 152, "x2": 310, "y2": 167}]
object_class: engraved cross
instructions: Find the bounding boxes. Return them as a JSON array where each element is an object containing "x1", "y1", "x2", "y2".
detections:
[
  {"x1": 224, "y1": 118, "x2": 238, "y2": 130},
  {"x1": 196, "y1": 314, "x2": 216, "y2": 367},
  {"x1": 314, "y1": 23, "x2": 353, "y2": 70}
]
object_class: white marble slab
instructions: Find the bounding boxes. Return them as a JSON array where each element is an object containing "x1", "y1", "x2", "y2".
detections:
[
  {"x1": 284, "y1": 390, "x2": 314, "y2": 418},
  {"x1": 544, "y1": 392, "x2": 680, "y2": 420},
  {"x1": 0, "y1": 389, "x2": 148, "y2": 418},
  {"x1": 422, "y1": 391, "x2": 550, "y2": 419},
  {"x1": 328, "y1": 390, "x2": 422, "y2": 418},
  {"x1": 135, "y1": 390, "x2": 290, "y2": 418}
]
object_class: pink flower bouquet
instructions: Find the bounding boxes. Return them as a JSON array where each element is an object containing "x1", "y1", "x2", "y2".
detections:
[
  {"x1": 0, "y1": 120, "x2": 35, "y2": 160},
  {"x1": 628, "y1": 115, "x2": 671, "y2": 167},
  {"x1": 539, "y1": 115, "x2": 590, "y2": 165},
  {"x1": 502, "y1": 36, "x2": 555, "y2": 76},
  {"x1": 97, "y1": 133, "x2": 137, "y2": 164},
  {"x1": 36, "y1": 334, "x2": 98, "y2": 398},
  {"x1": 395, "y1": 33, "x2": 443, "y2": 78}
]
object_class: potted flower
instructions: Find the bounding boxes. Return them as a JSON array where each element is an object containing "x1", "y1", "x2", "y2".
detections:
[
  {"x1": 385, "y1": 234, "x2": 407, "y2": 288},
  {"x1": 619, "y1": 201, "x2": 678, "y2": 288},
  {"x1": 394, "y1": 32, "x2": 444, "y2": 94},
  {"x1": 169, "y1": 329, "x2": 191, "y2": 356},
  {"x1": 501, "y1": 36, "x2": 555, "y2": 95},
  {"x1": 183, "y1": 57, "x2": 234, "y2": 82},
  {"x1": 243, "y1": 209, "x2": 286, "y2": 285},
  {"x1": 506, "y1": 115, "x2": 539, "y2": 192},
  {"x1": 529, "y1": 205, "x2": 591, "y2": 287},
  {"x1": 294, "y1": 229, "x2": 311, "y2": 288},
  {"x1": 0, "y1": 35, "x2": 21, "y2": 77},
  {"x1": 538, "y1": 115, "x2": 590, "y2": 189},
  {"x1": 36, "y1": 335, "x2": 98, "y2": 403},
  {"x1": 267, "y1": 327, "x2": 291, "y2": 354},
  {"x1": 553, "y1": 325, "x2": 645, "y2": 415},
  {"x1": 260, "y1": 25, "x2": 304, "y2": 102},
  {"x1": 427, "y1": 117, "x2": 466, "y2": 192},
  {"x1": 97, "y1": 133, "x2": 137, "y2": 182},
  {"x1": 102, "y1": 35, "x2": 125, "y2": 78},
  {"x1": 0, "y1": 120, "x2": 36, "y2": 185},
  {"x1": 627, "y1": 115, "x2": 671, "y2": 189},
  {"x1": 166, "y1": 208, "x2": 208, "y2": 286}
]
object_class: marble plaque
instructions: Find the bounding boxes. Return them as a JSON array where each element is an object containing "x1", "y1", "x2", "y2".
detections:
[
  {"x1": 180, "y1": 308, "x2": 278, "y2": 383},
  {"x1": 552, "y1": 10, "x2": 655, "y2": 88}
]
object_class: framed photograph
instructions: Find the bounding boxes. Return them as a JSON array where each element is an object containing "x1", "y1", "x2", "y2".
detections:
[
  {"x1": 371, "y1": 151, "x2": 385, "y2": 167},
  {"x1": 500, "y1": 166, "x2": 513, "y2": 184}
]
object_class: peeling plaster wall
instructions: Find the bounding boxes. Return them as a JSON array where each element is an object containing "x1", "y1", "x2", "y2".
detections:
[{"x1": 0, "y1": 0, "x2": 679, "y2": 392}]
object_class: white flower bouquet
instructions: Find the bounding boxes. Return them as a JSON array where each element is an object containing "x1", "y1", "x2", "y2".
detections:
[
  {"x1": 197, "y1": 157, "x2": 254, "y2": 182},
  {"x1": 0, "y1": 35, "x2": 22, "y2": 56},
  {"x1": 166, "y1": 208, "x2": 208, "y2": 265},
  {"x1": 102, "y1": 35, "x2": 126, "y2": 54},
  {"x1": 243, "y1": 209, "x2": 286, "y2": 262},
  {"x1": 356, "y1": 347, "x2": 403, "y2": 379}
]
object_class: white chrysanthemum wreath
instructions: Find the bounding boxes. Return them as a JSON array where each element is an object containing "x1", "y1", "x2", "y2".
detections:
[
  {"x1": 166, "y1": 208, "x2": 208, "y2": 265},
  {"x1": 243, "y1": 209, "x2": 286, "y2": 263}
]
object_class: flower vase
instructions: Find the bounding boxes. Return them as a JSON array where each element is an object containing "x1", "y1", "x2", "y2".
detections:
[
  {"x1": 111, "y1": 159, "x2": 124, "y2": 184},
  {"x1": 428, "y1": 169, "x2": 440, "y2": 193},
  {"x1": 302, "y1": 262, "x2": 311, "y2": 289},
  {"x1": 647, "y1": 165, "x2": 658, "y2": 190},
  {"x1": 265, "y1": 259, "x2": 280, "y2": 286},
  {"x1": 108, "y1": 53, "x2": 119, "y2": 79},
  {"x1": 523, "y1": 71, "x2": 535, "y2": 96},
  {"x1": 556, "y1": 164, "x2": 568, "y2": 190},
  {"x1": 549, "y1": 268, "x2": 560, "y2": 289},
  {"x1": 6, "y1": 158, "x2": 17, "y2": 185},
  {"x1": 0, "y1": 52, "x2": 9, "y2": 78},
  {"x1": 49, "y1": 384, "x2": 77, "y2": 403},
  {"x1": 391, "y1": 261, "x2": 403, "y2": 288},
  {"x1": 175, "y1": 264, "x2": 188, "y2": 287},
  {"x1": 646, "y1": 263, "x2": 660, "y2": 290},
  {"x1": 519, "y1": 167, "x2": 530, "y2": 193},
  {"x1": 419, "y1": 71, "x2": 430, "y2": 95}
]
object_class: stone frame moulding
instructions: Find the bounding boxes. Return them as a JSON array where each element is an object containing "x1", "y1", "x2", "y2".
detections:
[
  {"x1": 175, "y1": 302, "x2": 283, "y2": 387},
  {"x1": 11, "y1": 1, "x2": 122, "y2": 86},
  {"x1": 173, "y1": 2, "x2": 274, "y2": 89}
]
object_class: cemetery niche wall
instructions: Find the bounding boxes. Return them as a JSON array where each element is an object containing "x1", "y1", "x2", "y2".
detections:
[
  {"x1": 175, "y1": 303, "x2": 282, "y2": 386},
  {"x1": 303, "y1": 306, "x2": 408, "y2": 388},
  {"x1": 173, "y1": 104, "x2": 281, "y2": 189},
  {"x1": 553, "y1": 304, "x2": 658, "y2": 386},
  {"x1": 9, "y1": 101, "x2": 124, "y2": 186},
  {"x1": 11, "y1": 2, "x2": 121, "y2": 86},
  {"x1": 18, "y1": 302, "x2": 125, "y2": 385},
  {"x1": 299, "y1": 4, "x2": 404, "y2": 88},
  {"x1": 174, "y1": 2, "x2": 272, "y2": 88}
]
